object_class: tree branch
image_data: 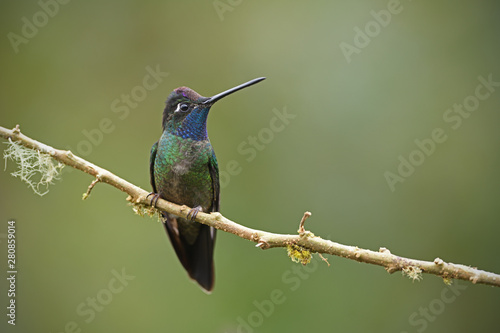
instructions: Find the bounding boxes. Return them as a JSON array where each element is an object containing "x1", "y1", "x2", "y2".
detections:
[{"x1": 1, "y1": 124, "x2": 499, "y2": 288}]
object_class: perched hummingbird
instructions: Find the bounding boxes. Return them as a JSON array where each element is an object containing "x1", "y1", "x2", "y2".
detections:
[{"x1": 149, "y1": 77, "x2": 265, "y2": 292}]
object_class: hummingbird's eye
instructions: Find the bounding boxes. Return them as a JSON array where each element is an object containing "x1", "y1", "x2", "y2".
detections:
[{"x1": 178, "y1": 103, "x2": 189, "y2": 112}]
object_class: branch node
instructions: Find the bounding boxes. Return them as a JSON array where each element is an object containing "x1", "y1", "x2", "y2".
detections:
[
  {"x1": 12, "y1": 124, "x2": 20, "y2": 134},
  {"x1": 255, "y1": 241, "x2": 269, "y2": 249},
  {"x1": 470, "y1": 275, "x2": 479, "y2": 284},
  {"x1": 180, "y1": 205, "x2": 189, "y2": 214},
  {"x1": 298, "y1": 211, "x2": 312, "y2": 235},
  {"x1": 251, "y1": 232, "x2": 262, "y2": 242},
  {"x1": 434, "y1": 257, "x2": 444, "y2": 265},
  {"x1": 379, "y1": 247, "x2": 391, "y2": 254},
  {"x1": 211, "y1": 212, "x2": 223, "y2": 221},
  {"x1": 82, "y1": 178, "x2": 100, "y2": 200},
  {"x1": 385, "y1": 265, "x2": 399, "y2": 274},
  {"x1": 65, "y1": 150, "x2": 75, "y2": 159},
  {"x1": 354, "y1": 247, "x2": 361, "y2": 259}
]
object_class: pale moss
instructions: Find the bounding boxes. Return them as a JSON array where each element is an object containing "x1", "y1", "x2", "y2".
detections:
[
  {"x1": 402, "y1": 266, "x2": 423, "y2": 282},
  {"x1": 3, "y1": 139, "x2": 64, "y2": 196},
  {"x1": 442, "y1": 277, "x2": 453, "y2": 285},
  {"x1": 130, "y1": 202, "x2": 161, "y2": 220},
  {"x1": 287, "y1": 244, "x2": 312, "y2": 265}
]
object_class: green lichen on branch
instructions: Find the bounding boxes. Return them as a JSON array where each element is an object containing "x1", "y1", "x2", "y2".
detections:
[
  {"x1": 287, "y1": 244, "x2": 312, "y2": 265},
  {"x1": 3, "y1": 138, "x2": 64, "y2": 196},
  {"x1": 129, "y1": 201, "x2": 161, "y2": 220},
  {"x1": 442, "y1": 277, "x2": 453, "y2": 285}
]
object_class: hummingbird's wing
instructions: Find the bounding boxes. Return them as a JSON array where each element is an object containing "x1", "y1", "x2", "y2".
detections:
[
  {"x1": 149, "y1": 141, "x2": 158, "y2": 193},
  {"x1": 208, "y1": 150, "x2": 220, "y2": 212}
]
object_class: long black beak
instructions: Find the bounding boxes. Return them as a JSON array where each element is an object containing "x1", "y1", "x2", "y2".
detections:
[{"x1": 203, "y1": 77, "x2": 266, "y2": 104}]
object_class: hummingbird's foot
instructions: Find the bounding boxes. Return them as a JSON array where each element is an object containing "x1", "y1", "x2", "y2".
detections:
[
  {"x1": 146, "y1": 192, "x2": 161, "y2": 208},
  {"x1": 187, "y1": 206, "x2": 202, "y2": 221}
]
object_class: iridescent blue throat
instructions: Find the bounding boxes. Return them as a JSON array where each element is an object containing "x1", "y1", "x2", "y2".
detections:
[{"x1": 175, "y1": 107, "x2": 210, "y2": 141}]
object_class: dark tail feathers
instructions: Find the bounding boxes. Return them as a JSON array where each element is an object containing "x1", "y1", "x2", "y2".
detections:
[{"x1": 163, "y1": 213, "x2": 216, "y2": 293}]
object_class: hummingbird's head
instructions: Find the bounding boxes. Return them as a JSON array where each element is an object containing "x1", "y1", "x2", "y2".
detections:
[
  {"x1": 162, "y1": 87, "x2": 210, "y2": 139},
  {"x1": 162, "y1": 77, "x2": 266, "y2": 141}
]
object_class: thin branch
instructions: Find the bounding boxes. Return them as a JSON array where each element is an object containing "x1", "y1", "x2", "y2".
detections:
[
  {"x1": 1, "y1": 124, "x2": 499, "y2": 288},
  {"x1": 298, "y1": 211, "x2": 312, "y2": 234},
  {"x1": 82, "y1": 178, "x2": 100, "y2": 200}
]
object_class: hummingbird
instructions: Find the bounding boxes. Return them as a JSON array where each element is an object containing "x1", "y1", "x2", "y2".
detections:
[{"x1": 149, "y1": 77, "x2": 266, "y2": 292}]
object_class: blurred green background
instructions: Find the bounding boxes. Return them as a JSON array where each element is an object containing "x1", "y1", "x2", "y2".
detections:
[{"x1": 1, "y1": 0, "x2": 499, "y2": 332}]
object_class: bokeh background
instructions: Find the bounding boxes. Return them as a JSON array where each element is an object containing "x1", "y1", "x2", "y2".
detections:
[{"x1": 1, "y1": 0, "x2": 499, "y2": 332}]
